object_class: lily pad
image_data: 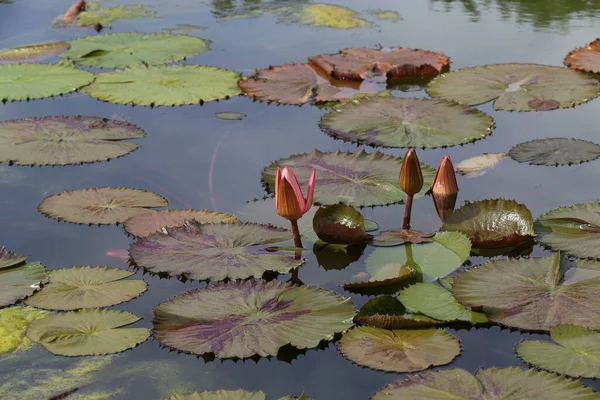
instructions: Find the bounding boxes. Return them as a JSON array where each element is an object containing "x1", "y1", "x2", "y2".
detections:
[
  {"x1": 0, "y1": 62, "x2": 94, "y2": 102},
  {"x1": 371, "y1": 229, "x2": 433, "y2": 247},
  {"x1": 509, "y1": 138, "x2": 600, "y2": 166},
  {"x1": 451, "y1": 253, "x2": 600, "y2": 331},
  {"x1": 455, "y1": 152, "x2": 508, "y2": 178},
  {"x1": 319, "y1": 96, "x2": 494, "y2": 148},
  {"x1": 338, "y1": 326, "x2": 460, "y2": 373},
  {"x1": 309, "y1": 47, "x2": 450, "y2": 81},
  {"x1": 0, "y1": 306, "x2": 48, "y2": 354},
  {"x1": 344, "y1": 264, "x2": 416, "y2": 290},
  {"x1": 24, "y1": 266, "x2": 147, "y2": 310},
  {"x1": 129, "y1": 222, "x2": 302, "y2": 281},
  {"x1": 565, "y1": 39, "x2": 600, "y2": 74},
  {"x1": 83, "y1": 65, "x2": 241, "y2": 106},
  {"x1": 215, "y1": 112, "x2": 246, "y2": 120},
  {"x1": 296, "y1": 4, "x2": 370, "y2": 29},
  {"x1": 262, "y1": 149, "x2": 435, "y2": 207},
  {"x1": 442, "y1": 199, "x2": 534, "y2": 249},
  {"x1": 398, "y1": 282, "x2": 488, "y2": 324},
  {"x1": 153, "y1": 280, "x2": 355, "y2": 358},
  {"x1": 517, "y1": 324, "x2": 600, "y2": 378},
  {"x1": 0, "y1": 247, "x2": 26, "y2": 270},
  {"x1": 167, "y1": 390, "x2": 266, "y2": 400},
  {"x1": 0, "y1": 41, "x2": 69, "y2": 63},
  {"x1": 426, "y1": 63, "x2": 600, "y2": 111},
  {"x1": 38, "y1": 187, "x2": 168, "y2": 225},
  {"x1": 0, "y1": 116, "x2": 144, "y2": 166},
  {"x1": 371, "y1": 367, "x2": 600, "y2": 399},
  {"x1": 77, "y1": 2, "x2": 157, "y2": 27},
  {"x1": 355, "y1": 295, "x2": 441, "y2": 329},
  {"x1": 535, "y1": 201, "x2": 600, "y2": 259},
  {"x1": 312, "y1": 204, "x2": 372, "y2": 244},
  {"x1": 0, "y1": 262, "x2": 48, "y2": 307},
  {"x1": 62, "y1": 33, "x2": 209, "y2": 69},
  {"x1": 26, "y1": 309, "x2": 149, "y2": 356},
  {"x1": 123, "y1": 209, "x2": 239, "y2": 237}
]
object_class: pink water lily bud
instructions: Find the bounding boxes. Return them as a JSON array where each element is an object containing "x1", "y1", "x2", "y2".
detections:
[
  {"x1": 275, "y1": 167, "x2": 316, "y2": 221},
  {"x1": 431, "y1": 156, "x2": 459, "y2": 196}
]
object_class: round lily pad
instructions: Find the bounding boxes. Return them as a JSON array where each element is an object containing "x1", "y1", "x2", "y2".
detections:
[
  {"x1": 38, "y1": 187, "x2": 168, "y2": 225},
  {"x1": 123, "y1": 209, "x2": 239, "y2": 237},
  {"x1": 0, "y1": 261, "x2": 48, "y2": 307},
  {"x1": 451, "y1": 253, "x2": 600, "y2": 331},
  {"x1": 509, "y1": 138, "x2": 600, "y2": 166},
  {"x1": 442, "y1": 199, "x2": 534, "y2": 248},
  {"x1": 338, "y1": 326, "x2": 460, "y2": 373},
  {"x1": 517, "y1": 325, "x2": 600, "y2": 378},
  {"x1": 83, "y1": 65, "x2": 241, "y2": 106},
  {"x1": 0, "y1": 62, "x2": 94, "y2": 102},
  {"x1": 371, "y1": 367, "x2": 600, "y2": 399},
  {"x1": 167, "y1": 390, "x2": 266, "y2": 400},
  {"x1": 355, "y1": 295, "x2": 440, "y2": 329},
  {"x1": 0, "y1": 247, "x2": 26, "y2": 270},
  {"x1": 62, "y1": 33, "x2": 209, "y2": 69},
  {"x1": 153, "y1": 280, "x2": 355, "y2": 358},
  {"x1": 565, "y1": 39, "x2": 600, "y2": 74},
  {"x1": 26, "y1": 309, "x2": 149, "y2": 356},
  {"x1": 319, "y1": 96, "x2": 494, "y2": 148},
  {"x1": 426, "y1": 63, "x2": 600, "y2": 111},
  {"x1": 0, "y1": 116, "x2": 144, "y2": 166},
  {"x1": 129, "y1": 222, "x2": 301, "y2": 281},
  {"x1": 262, "y1": 149, "x2": 435, "y2": 207},
  {"x1": 0, "y1": 41, "x2": 69, "y2": 63},
  {"x1": 24, "y1": 266, "x2": 147, "y2": 310}
]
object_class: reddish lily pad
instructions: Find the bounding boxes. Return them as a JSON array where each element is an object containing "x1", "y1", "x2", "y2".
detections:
[
  {"x1": 565, "y1": 39, "x2": 600, "y2": 74},
  {"x1": 371, "y1": 229, "x2": 433, "y2": 247},
  {"x1": 0, "y1": 41, "x2": 69, "y2": 63},
  {"x1": 528, "y1": 98, "x2": 560, "y2": 110},
  {"x1": 0, "y1": 247, "x2": 27, "y2": 270},
  {"x1": 123, "y1": 209, "x2": 239, "y2": 237}
]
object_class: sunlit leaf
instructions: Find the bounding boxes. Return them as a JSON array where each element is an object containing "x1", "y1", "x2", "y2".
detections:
[
  {"x1": 455, "y1": 152, "x2": 508, "y2": 178},
  {"x1": 343, "y1": 264, "x2": 415, "y2": 290},
  {"x1": 355, "y1": 295, "x2": 440, "y2": 329},
  {"x1": 0, "y1": 306, "x2": 48, "y2": 355},
  {"x1": 0, "y1": 41, "x2": 69, "y2": 63},
  {"x1": 0, "y1": 262, "x2": 48, "y2": 307},
  {"x1": 296, "y1": 4, "x2": 370, "y2": 29},
  {"x1": 565, "y1": 39, "x2": 600, "y2": 74},
  {"x1": 509, "y1": 138, "x2": 600, "y2": 166},
  {"x1": 123, "y1": 209, "x2": 239, "y2": 237},
  {"x1": 77, "y1": 2, "x2": 157, "y2": 27}
]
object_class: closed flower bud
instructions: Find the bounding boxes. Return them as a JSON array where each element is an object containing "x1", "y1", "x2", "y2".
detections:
[
  {"x1": 431, "y1": 156, "x2": 458, "y2": 196},
  {"x1": 399, "y1": 149, "x2": 424, "y2": 196}
]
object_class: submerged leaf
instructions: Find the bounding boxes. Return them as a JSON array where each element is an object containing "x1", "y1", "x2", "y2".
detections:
[
  {"x1": 455, "y1": 152, "x2": 508, "y2": 177},
  {"x1": 296, "y1": 4, "x2": 370, "y2": 29},
  {"x1": 0, "y1": 41, "x2": 69, "y2": 63},
  {"x1": 565, "y1": 39, "x2": 600, "y2": 74},
  {"x1": 509, "y1": 138, "x2": 600, "y2": 166},
  {"x1": 123, "y1": 209, "x2": 239, "y2": 237},
  {"x1": 0, "y1": 262, "x2": 48, "y2": 307},
  {"x1": 371, "y1": 229, "x2": 433, "y2": 247},
  {"x1": 77, "y1": 2, "x2": 157, "y2": 26},
  {"x1": 367, "y1": 9, "x2": 402, "y2": 22},
  {"x1": 312, "y1": 204, "x2": 372, "y2": 244},
  {"x1": 0, "y1": 306, "x2": 48, "y2": 354},
  {"x1": 355, "y1": 296, "x2": 441, "y2": 329}
]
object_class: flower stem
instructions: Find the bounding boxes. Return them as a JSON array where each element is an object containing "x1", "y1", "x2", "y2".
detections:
[
  {"x1": 403, "y1": 195, "x2": 414, "y2": 229},
  {"x1": 290, "y1": 219, "x2": 303, "y2": 250}
]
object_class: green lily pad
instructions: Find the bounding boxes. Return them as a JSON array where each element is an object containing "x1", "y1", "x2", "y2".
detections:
[
  {"x1": 83, "y1": 65, "x2": 241, "y2": 106},
  {"x1": 262, "y1": 149, "x2": 435, "y2": 207},
  {"x1": 129, "y1": 222, "x2": 302, "y2": 281},
  {"x1": 517, "y1": 325, "x2": 600, "y2": 378},
  {"x1": 371, "y1": 367, "x2": 600, "y2": 399},
  {"x1": 123, "y1": 209, "x2": 239, "y2": 237},
  {"x1": 371, "y1": 229, "x2": 433, "y2": 247},
  {"x1": 509, "y1": 138, "x2": 600, "y2": 166},
  {"x1": 0, "y1": 262, "x2": 48, "y2": 307},
  {"x1": 451, "y1": 253, "x2": 600, "y2": 331},
  {"x1": 426, "y1": 63, "x2": 600, "y2": 111},
  {"x1": 215, "y1": 112, "x2": 246, "y2": 120},
  {"x1": 62, "y1": 33, "x2": 209, "y2": 69},
  {"x1": 355, "y1": 295, "x2": 441, "y2": 329},
  {"x1": 338, "y1": 326, "x2": 460, "y2": 373},
  {"x1": 0, "y1": 116, "x2": 144, "y2": 166},
  {"x1": 77, "y1": 2, "x2": 157, "y2": 27},
  {"x1": 38, "y1": 187, "x2": 168, "y2": 225},
  {"x1": 24, "y1": 266, "x2": 147, "y2": 310},
  {"x1": 0, "y1": 247, "x2": 26, "y2": 270},
  {"x1": 319, "y1": 96, "x2": 494, "y2": 148},
  {"x1": 442, "y1": 199, "x2": 534, "y2": 249},
  {"x1": 26, "y1": 309, "x2": 149, "y2": 356},
  {"x1": 295, "y1": 4, "x2": 370, "y2": 29},
  {"x1": 0, "y1": 62, "x2": 94, "y2": 102},
  {"x1": 153, "y1": 280, "x2": 355, "y2": 358},
  {"x1": 166, "y1": 390, "x2": 266, "y2": 400},
  {"x1": 0, "y1": 306, "x2": 48, "y2": 354},
  {"x1": 0, "y1": 41, "x2": 69, "y2": 63},
  {"x1": 398, "y1": 282, "x2": 488, "y2": 323},
  {"x1": 312, "y1": 204, "x2": 372, "y2": 244}
]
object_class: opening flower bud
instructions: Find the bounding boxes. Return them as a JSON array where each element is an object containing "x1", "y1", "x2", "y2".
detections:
[
  {"x1": 399, "y1": 149, "x2": 424, "y2": 197},
  {"x1": 431, "y1": 156, "x2": 458, "y2": 196},
  {"x1": 275, "y1": 167, "x2": 316, "y2": 221}
]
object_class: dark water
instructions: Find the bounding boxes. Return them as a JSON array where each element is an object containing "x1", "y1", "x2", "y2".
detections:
[{"x1": 1, "y1": 0, "x2": 600, "y2": 398}]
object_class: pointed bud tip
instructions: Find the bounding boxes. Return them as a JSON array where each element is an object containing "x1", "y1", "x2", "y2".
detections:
[
  {"x1": 432, "y1": 156, "x2": 458, "y2": 196},
  {"x1": 399, "y1": 149, "x2": 424, "y2": 196}
]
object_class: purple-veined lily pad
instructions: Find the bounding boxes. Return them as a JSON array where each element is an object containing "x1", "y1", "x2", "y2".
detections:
[
  {"x1": 312, "y1": 204, "x2": 372, "y2": 244},
  {"x1": 319, "y1": 96, "x2": 494, "y2": 148},
  {"x1": 262, "y1": 149, "x2": 435, "y2": 207},
  {"x1": 371, "y1": 367, "x2": 600, "y2": 399},
  {"x1": 0, "y1": 261, "x2": 48, "y2": 307},
  {"x1": 123, "y1": 209, "x2": 239, "y2": 237},
  {"x1": 0, "y1": 41, "x2": 69, "y2": 63},
  {"x1": 371, "y1": 229, "x2": 433, "y2": 247},
  {"x1": 509, "y1": 138, "x2": 600, "y2": 166},
  {"x1": 0, "y1": 247, "x2": 26, "y2": 270},
  {"x1": 426, "y1": 63, "x2": 600, "y2": 111},
  {"x1": 451, "y1": 253, "x2": 600, "y2": 331},
  {"x1": 0, "y1": 116, "x2": 144, "y2": 166},
  {"x1": 355, "y1": 295, "x2": 441, "y2": 329},
  {"x1": 338, "y1": 326, "x2": 460, "y2": 373},
  {"x1": 565, "y1": 39, "x2": 600, "y2": 74},
  {"x1": 129, "y1": 222, "x2": 302, "y2": 281},
  {"x1": 152, "y1": 280, "x2": 355, "y2": 359}
]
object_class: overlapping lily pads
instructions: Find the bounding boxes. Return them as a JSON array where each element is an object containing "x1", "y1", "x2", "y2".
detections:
[
  {"x1": 509, "y1": 138, "x2": 600, "y2": 166},
  {"x1": 153, "y1": 280, "x2": 355, "y2": 358},
  {"x1": 426, "y1": 63, "x2": 600, "y2": 111},
  {"x1": 355, "y1": 296, "x2": 440, "y2": 329},
  {"x1": 123, "y1": 209, "x2": 239, "y2": 237},
  {"x1": 0, "y1": 247, "x2": 26, "y2": 269},
  {"x1": 83, "y1": 65, "x2": 241, "y2": 106},
  {"x1": 0, "y1": 41, "x2": 69, "y2": 63},
  {"x1": 565, "y1": 39, "x2": 600, "y2": 74},
  {"x1": 0, "y1": 261, "x2": 48, "y2": 307},
  {"x1": 262, "y1": 149, "x2": 435, "y2": 207}
]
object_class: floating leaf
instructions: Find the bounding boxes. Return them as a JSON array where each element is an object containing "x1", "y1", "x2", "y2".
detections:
[
  {"x1": 24, "y1": 266, "x2": 147, "y2": 310},
  {"x1": 0, "y1": 262, "x2": 48, "y2": 307},
  {"x1": 162, "y1": 24, "x2": 207, "y2": 34},
  {"x1": 451, "y1": 253, "x2": 600, "y2": 331},
  {"x1": 312, "y1": 204, "x2": 372, "y2": 244},
  {"x1": 398, "y1": 282, "x2": 488, "y2": 323},
  {"x1": 367, "y1": 9, "x2": 402, "y2": 22},
  {"x1": 319, "y1": 96, "x2": 494, "y2": 148},
  {"x1": 0, "y1": 247, "x2": 26, "y2": 270},
  {"x1": 371, "y1": 367, "x2": 600, "y2": 399},
  {"x1": 309, "y1": 47, "x2": 449, "y2": 81},
  {"x1": 27, "y1": 309, "x2": 149, "y2": 356},
  {"x1": 0, "y1": 306, "x2": 48, "y2": 354},
  {"x1": 509, "y1": 138, "x2": 600, "y2": 166},
  {"x1": 426, "y1": 63, "x2": 599, "y2": 111},
  {"x1": 77, "y1": 2, "x2": 157, "y2": 27},
  {"x1": 0, "y1": 62, "x2": 94, "y2": 102},
  {"x1": 517, "y1": 325, "x2": 600, "y2": 378},
  {"x1": 0, "y1": 41, "x2": 69, "y2": 63},
  {"x1": 344, "y1": 264, "x2": 415, "y2": 290},
  {"x1": 371, "y1": 229, "x2": 433, "y2": 247},
  {"x1": 528, "y1": 98, "x2": 561, "y2": 110},
  {"x1": 38, "y1": 187, "x2": 167, "y2": 225},
  {"x1": 153, "y1": 280, "x2": 355, "y2": 358},
  {"x1": 62, "y1": 33, "x2": 209, "y2": 69},
  {"x1": 565, "y1": 39, "x2": 600, "y2": 74},
  {"x1": 262, "y1": 149, "x2": 435, "y2": 207},
  {"x1": 123, "y1": 209, "x2": 239, "y2": 237},
  {"x1": 215, "y1": 112, "x2": 246, "y2": 120},
  {"x1": 129, "y1": 222, "x2": 301, "y2": 281},
  {"x1": 313, "y1": 241, "x2": 366, "y2": 270},
  {"x1": 296, "y1": 4, "x2": 370, "y2": 29},
  {"x1": 338, "y1": 326, "x2": 460, "y2": 373},
  {"x1": 455, "y1": 152, "x2": 508, "y2": 177},
  {"x1": 0, "y1": 116, "x2": 144, "y2": 166},
  {"x1": 442, "y1": 199, "x2": 534, "y2": 248},
  {"x1": 166, "y1": 390, "x2": 266, "y2": 400},
  {"x1": 355, "y1": 295, "x2": 440, "y2": 329},
  {"x1": 83, "y1": 65, "x2": 241, "y2": 106}
]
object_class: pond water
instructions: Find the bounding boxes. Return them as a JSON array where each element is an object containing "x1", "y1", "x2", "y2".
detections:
[{"x1": 2, "y1": 0, "x2": 600, "y2": 398}]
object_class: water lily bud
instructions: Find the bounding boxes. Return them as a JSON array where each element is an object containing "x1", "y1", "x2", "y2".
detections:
[
  {"x1": 431, "y1": 156, "x2": 458, "y2": 196},
  {"x1": 275, "y1": 167, "x2": 316, "y2": 221},
  {"x1": 398, "y1": 149, "x2": 423, "y2": 196}
]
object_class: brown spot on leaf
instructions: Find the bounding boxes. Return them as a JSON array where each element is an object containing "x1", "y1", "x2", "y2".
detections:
[{"x1": 528, "y1": 98, "x2": 560, "y2": 111}]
